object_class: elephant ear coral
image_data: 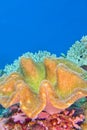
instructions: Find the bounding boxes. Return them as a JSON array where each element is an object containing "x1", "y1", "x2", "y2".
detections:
[
  {"x1": 0, "y1": 37, "x2": 87, "y2": 129},
  {"x1": 0, "y1": 55, "x2": 87, "y2": 119}
]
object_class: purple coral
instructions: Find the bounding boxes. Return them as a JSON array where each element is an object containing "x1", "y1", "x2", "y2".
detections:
[{"x1": 0, "y1": 104, "x2": 85, "y2": 130}]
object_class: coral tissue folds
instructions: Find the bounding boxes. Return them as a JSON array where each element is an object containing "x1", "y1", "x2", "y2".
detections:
[
  {"x1": 0, "y1": 57, "x2": 87, "y2": 118},
  {"x1": 0, "y1": 36, "x2": 87, "y2": 129}
]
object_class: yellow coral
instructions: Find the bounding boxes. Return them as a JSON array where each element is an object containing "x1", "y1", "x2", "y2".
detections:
[{"x1": 0, "y1": 57, "x2": 87, "y2": 118}]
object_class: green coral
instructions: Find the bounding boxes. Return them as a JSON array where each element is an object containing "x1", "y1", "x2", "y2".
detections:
[
  {"x1": 73, "y1": 97, "x2": 87, "y2": 108},
  {"x1": 66, "y1": 36, "x2": 87, "y2": 66},
  {"x1": 57, "y1": 58, "x2": 86, "y2": 74},
  {"x1": 3, "y1": 51, "x2": 57, "y2": 75}
]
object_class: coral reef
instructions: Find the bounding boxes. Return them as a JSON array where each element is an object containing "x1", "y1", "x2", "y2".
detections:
[
  {"x1": 0, "y1": 36, "x2": 87, "y2": 129},
  {"x1": 80, "y1": 98, "x2": 87, "y2": 130},
  {"x1": 66, "y1": 35, "x2": 87, "y2": 66},
  {"x1": 3, "y1": 51, "x2": 57, "y2": 75},
  {"x1": 0, "y1": 104, "x2": 85, "y2": 130},
  {"x1": 0, "y1": 57, "x2": 87, "y2": 119}
]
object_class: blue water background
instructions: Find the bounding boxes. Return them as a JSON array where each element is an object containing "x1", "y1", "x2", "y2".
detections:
[{"x1": 0, "y1": 0, "x2": 87, "y2": 68}]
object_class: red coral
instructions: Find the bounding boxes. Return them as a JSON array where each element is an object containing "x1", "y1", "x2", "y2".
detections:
[{"x1": 0, "y1": 105, "x2": 85, "y2": 130}]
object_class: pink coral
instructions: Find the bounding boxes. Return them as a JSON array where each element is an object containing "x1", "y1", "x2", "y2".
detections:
[{"x1": 0, "y1": 104, "x2": 85, "y2": 130}]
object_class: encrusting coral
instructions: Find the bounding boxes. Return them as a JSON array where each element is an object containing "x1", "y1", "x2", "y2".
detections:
[{"x1": 0, "y1": 36, "x2": 87, "y2": 129}]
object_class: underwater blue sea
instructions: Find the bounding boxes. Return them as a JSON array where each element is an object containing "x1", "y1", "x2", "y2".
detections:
[
  {"x1": 0, "y1": 0, "x2": 87, "y2": 68},
  {"x1": 0, "y1": 1, "x2": 87, "y2": 129}
]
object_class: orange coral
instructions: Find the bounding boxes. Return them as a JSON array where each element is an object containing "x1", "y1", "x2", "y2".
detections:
[{"x1": 0, "y1": 57, "x2": 87, "y2": 118}]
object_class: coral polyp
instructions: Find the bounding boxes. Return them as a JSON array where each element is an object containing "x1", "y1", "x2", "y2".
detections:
[{"x1": 0, "y1": 56, "x2": 87, "y2": 119}]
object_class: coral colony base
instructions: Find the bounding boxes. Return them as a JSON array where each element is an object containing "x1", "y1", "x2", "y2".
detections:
[{"x1": 0, "y1": 36, "x2": 87, "y2": 130}]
